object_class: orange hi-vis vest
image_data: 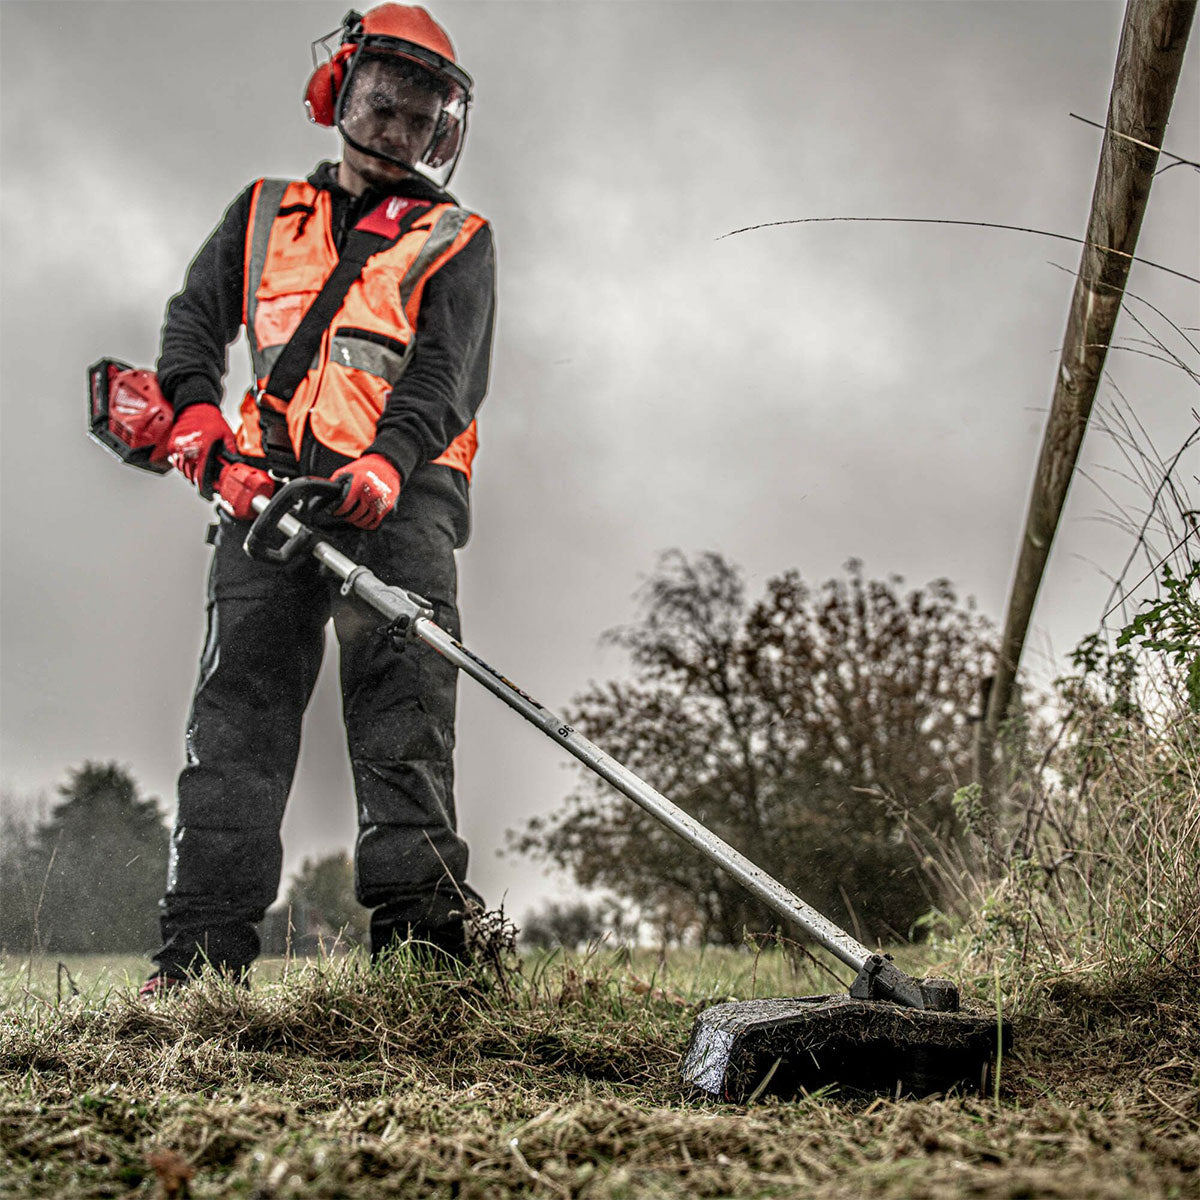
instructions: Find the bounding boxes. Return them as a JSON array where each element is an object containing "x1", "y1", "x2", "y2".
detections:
[{"x1": 237, "y1": 178, "x2": 486, "y2": 480}]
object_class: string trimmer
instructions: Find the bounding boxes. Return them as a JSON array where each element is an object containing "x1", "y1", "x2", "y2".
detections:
[{"x1": 89, "y1": 363, "x2": 1010, "y2": 1101}]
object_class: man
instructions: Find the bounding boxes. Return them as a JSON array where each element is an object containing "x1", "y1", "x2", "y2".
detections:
[{"x1": 142, "y1": 4, "x2": 495, "y2": 993}]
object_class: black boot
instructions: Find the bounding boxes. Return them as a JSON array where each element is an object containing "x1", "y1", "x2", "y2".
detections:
[{"x1": 371, "y1": 913, "x2": 470, "y2": 967}]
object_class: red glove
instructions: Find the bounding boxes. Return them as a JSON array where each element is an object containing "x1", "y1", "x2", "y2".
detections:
[
  {"x1": 215, "y1": 461, "x2": 276, "y2": 521},
  {"x1": 332, "y1": 454, "x2": 402, "y2": 531},
  {"x1": 166, "y1": 404, "x2": 235, "y2": 491}
]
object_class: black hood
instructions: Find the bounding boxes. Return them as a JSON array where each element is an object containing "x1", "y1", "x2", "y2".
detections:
[{"x1": 307, "y1": 160, "x2": 455, "y2": 207}]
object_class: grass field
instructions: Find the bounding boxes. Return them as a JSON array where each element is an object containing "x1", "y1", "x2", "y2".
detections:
[{"x1": 2, "y1": 940, "x2": 1196, "y2": 1199}]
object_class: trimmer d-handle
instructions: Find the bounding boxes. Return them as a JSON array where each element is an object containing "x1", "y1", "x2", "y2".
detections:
[{"x1": 243, "y1": 477, "x2": 349, "y2": 565}]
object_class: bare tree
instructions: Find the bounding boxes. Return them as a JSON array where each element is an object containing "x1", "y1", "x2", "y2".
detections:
[{"x1": 511, "y1": 553, "x2": 993, "y2": 944}]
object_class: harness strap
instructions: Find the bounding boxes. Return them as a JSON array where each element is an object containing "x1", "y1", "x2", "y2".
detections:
[{"x1": 261, "y1": 196, "x2": 432, "y2": 404}]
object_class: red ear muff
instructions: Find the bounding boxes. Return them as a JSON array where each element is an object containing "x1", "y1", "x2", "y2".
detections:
[{"x1": 304, "y1": 46, "x2": 354, "y2": 126}]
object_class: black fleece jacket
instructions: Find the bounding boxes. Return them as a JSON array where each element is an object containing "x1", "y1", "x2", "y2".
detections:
[{"x1": 156, "y1": 161, "x2": 495, "y2": 484}]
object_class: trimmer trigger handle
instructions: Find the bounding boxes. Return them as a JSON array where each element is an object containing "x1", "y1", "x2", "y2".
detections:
[{"x1": 199, "y1": 443, "x2": 272, "y2": 500}]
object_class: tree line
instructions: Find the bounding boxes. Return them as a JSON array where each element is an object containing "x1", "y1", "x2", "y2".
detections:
[
  {"x1": 1, "y1": 763, "x2": 169, "y2": 954},
  {"x1": 0, "y1": 764, "x2": 366, "y2": 956}
]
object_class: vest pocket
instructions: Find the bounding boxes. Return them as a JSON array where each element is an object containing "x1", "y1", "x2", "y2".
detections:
[
  {"x1": 253, "y1": 297, "x2": 321, "y2": 365},
  {"x1": 329, "y1": 327, "x2": 413, "y2": 387},
  {"x1": 359, "y1": 265, "x2": 412, "y2": 327}
]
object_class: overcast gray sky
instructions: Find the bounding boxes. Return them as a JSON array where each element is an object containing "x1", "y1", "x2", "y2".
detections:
[{"x1": 1, "y1": 0, "x2": 1197, "y2": 923}]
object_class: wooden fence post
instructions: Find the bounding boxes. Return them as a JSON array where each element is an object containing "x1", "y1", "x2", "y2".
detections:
[{"x1": 976, "y1": 0, "x2": 1195, "y2": 793}]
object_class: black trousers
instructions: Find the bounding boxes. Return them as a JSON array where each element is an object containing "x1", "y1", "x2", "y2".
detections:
[{"x1": 154, "y1": 466, "x2": 481, "y2": 976}]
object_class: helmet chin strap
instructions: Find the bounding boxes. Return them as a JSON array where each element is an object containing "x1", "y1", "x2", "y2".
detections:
[{"x1": 339, "y1": 138, "x2": 431, "y2": 195}]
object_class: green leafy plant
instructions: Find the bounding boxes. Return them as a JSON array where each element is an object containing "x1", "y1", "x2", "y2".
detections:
[{"x1": 1115, "y1": 557, "x2": 1200, "y2": 712}]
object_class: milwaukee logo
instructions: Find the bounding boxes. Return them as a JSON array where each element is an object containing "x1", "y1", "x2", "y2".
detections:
[
  {"x1": 111, "y1": 385, "x2": 148, "y2": 418},
  {"x1": 365, "y1": 470, "x2": 394, "y2": 512},
  {"x1": 355, "y1": 196, "x2": 424, "y2": 239},
  {"x1": 170, "y1": 431, "x2": 204, "y2": 468}
]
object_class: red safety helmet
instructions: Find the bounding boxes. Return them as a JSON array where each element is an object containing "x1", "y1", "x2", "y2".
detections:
[{"x1": 304, "y1": 5, "x2": 473, "y2": 189}]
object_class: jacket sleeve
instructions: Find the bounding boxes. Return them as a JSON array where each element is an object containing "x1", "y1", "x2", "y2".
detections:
[
  {"x1": 365, "y1": 221, "x2": 496, "y2": 482},
  {"x1": 156, "y1": 185, "x2": 255, "y2": 414}
]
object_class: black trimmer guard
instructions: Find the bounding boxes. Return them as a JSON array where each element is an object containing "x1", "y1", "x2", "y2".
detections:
[{"x1": 682, "y1": 995, "x2": 1011, "y2": 1101}]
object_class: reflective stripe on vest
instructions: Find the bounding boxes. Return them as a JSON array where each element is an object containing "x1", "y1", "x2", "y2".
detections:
[{"x1": 235, "y1": 178, "x2": 483, "y2": 480}]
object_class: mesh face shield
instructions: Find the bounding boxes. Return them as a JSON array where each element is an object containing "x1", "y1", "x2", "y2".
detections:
[{"x1": 336, "y1": 41, "x2": 470, "y2": 190}]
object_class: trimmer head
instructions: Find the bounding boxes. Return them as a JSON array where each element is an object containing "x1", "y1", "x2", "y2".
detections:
[{"x1": 682, "y1": 992, "x2": 1010, "y2": 1101}]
